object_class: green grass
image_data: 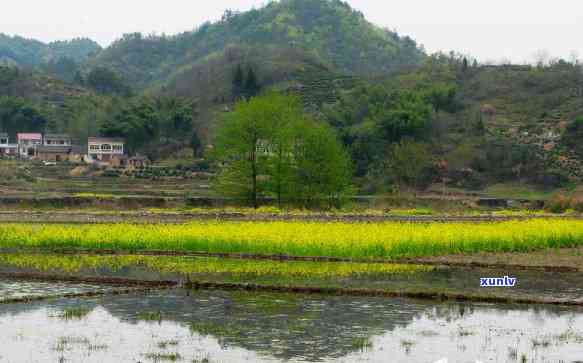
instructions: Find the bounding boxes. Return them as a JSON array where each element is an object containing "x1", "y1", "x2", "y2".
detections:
[
  {"x1": 138, "y1": 311, "x2": 163, "y2": 322},
  {"x1": 57, "y1": 307, "x2": 92, "y2": 320},
  {"x1": 482, "y1": 183, "x2": 556, "y2": 200}
]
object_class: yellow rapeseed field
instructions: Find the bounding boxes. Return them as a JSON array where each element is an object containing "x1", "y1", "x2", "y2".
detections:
[
  {"x1": 0, "y1": 219, "x2": 581, "y2": 259},
  {"x1": 0, "y1": 254, "x2": 433, "y2": 277}
]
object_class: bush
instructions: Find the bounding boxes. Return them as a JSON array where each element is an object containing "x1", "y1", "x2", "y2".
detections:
[
  {"x1": 102, "y1": 169, "x2": 121, "y2": 178},
  {"x1": 545, "y1": 194, "x2": 571, "y2": 214},
  {"x1": 571, "y1": 197, "x2": 583, "y2": 213}
]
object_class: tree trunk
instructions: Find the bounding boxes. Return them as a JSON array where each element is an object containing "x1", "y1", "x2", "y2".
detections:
[
  {"x1": 251, "y1": 147, "x2": 258, "y2": 209},
  {"x1": 277, "y1": 148, "x2": 283, "y2": 209}
]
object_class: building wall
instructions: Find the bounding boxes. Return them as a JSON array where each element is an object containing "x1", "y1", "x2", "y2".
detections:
[
  {"x1": 17, "y1": 135, "x2": 42, "y2": 158},
  {"x1": 0, "y1": 146, "x2": 17, "y2": 156},
  {"x1": 44, "y1": 138, "x2": 72, "y2": 146},
  {"x1": 38, "y1": 152, "x2": 70, "y2": 162},
  {"x1": 88, "y1": 141, "x2": 124, "y2": 160}
]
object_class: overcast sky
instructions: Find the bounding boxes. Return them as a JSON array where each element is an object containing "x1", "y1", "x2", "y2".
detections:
[{"x1": 2, "y1": 0, "x2": 582, "y2": 63}]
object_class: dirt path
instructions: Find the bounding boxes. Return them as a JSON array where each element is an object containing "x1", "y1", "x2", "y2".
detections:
[{"x1": 0, "y1": 210, "x2": 579, "y2": 224}]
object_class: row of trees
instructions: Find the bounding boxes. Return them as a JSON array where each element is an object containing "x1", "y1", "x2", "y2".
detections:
[{"x1": 212, "y1": 93, "x2": 352, "y2": 208}]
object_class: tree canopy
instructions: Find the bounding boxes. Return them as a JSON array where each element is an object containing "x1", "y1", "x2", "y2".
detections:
[{"x1": 212, "y1": 92, "x2": 352, "y2": 208}]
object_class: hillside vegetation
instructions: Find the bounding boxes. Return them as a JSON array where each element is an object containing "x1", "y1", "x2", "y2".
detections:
[
  {"x1": 0, "y1": 34, "x2": 101, "y2": 66},
  {"x1": 88, "y1": 0, "x2": 423, "y2": 89}
]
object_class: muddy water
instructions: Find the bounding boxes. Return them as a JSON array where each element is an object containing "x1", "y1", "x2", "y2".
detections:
[{"x1": 0, "y1": 289, "x2": 582, "y2": 363}]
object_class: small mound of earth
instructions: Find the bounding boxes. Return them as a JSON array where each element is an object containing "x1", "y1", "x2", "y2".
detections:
[{"x1": 69, "y1": 166, "x2": 89, "y2": 177}]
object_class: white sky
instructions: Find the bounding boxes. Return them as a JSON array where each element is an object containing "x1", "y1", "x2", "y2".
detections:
[{"x1": 2, "y1": 0, "x2": 582, "y2": 63}]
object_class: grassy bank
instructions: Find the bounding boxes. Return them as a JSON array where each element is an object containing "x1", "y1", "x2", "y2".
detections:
[{"x1": 1, "y1": 220, "x2": 583, "y2": 259}]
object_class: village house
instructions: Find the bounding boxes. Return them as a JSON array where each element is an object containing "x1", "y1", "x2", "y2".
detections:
[
  {"x1": 43, "y1": 134, "x2": 73, "y2": 147},
  {"x1": 0, "y1": 133, "x2": 17, "y2": 157},
  {"x1": 127, "y1": 155, "x2": 150, "y2": 169},
  {"x1": 87, "y1": 137, "x2": 125, "y2": 164},
  {"x1": 37, "y1": 145, "x2": 84, "y2": 162},
  {"x1": 17, "y1": 133, "x2": 42, "y2": 159},
  {"x1": 37, "y1": 134, "x2": 83, "y2": 162}
]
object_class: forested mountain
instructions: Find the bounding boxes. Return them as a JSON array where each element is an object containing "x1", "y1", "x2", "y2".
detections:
[
  {"x1": 3, "y1": 0, "x2": 583, "y2": 195},
  {"x1": 87, "y1": 0, "x2": 424, "y2": 89},
  {"x1": 0, "y1": 34, "x2": 101, "y2": 66},
  {"x1": 0, "y1": 66, "x2": 115, "y2": 143}
]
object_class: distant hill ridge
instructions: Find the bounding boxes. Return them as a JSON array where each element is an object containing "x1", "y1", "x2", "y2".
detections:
[
  {"x1": 87, "y1": 0, "x2": 425, "y2": 88},
  {"x1": 0, "y1": 34, "x2": 101, "y2": 66}
]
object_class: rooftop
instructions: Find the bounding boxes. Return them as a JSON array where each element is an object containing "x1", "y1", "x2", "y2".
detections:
[
  {"x1": 17, "y1": 133, "x2": 42, "y2": 140},
  {"x1": 88, "y1": 137, "x2": 125, "y2": 143},
  {"x1": 44, "y1": 134, "x2": 71, "y2": 139},
  {"x1": 37, "y1": 146, "x2": 74, "y2": 153}
]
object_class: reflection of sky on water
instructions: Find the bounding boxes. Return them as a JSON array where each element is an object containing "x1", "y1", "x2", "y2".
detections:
[{"x1": 1, "y1": 290, "x2": 582, "y2": 362}]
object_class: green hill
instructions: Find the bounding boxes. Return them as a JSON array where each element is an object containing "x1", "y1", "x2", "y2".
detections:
[
  {"x1": 88, "y1": 0, "x2": 424, "y2": 89},
  {"x1": 0, "y1": 66, "x2": 89, "y2": 102},
  {"x1": 0, "y1": 34, "x2": 101, "y2": 66}
]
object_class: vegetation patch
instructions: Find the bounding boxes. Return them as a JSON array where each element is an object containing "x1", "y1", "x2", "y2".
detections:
[
  {"x1": 143, "y1": 352, "x2": 182, "y2": 362},
  {"x1": 138, "y1": 311, "x2": 163, "y2": 322},
  {"x1": 56, "y1": 307, "x2": 92, "y2": 320},
  {"x1": 2, "y1": 219, "x2": 583, "y2": 260},
  {"x1": 0, "y1": 253, "x2": 433, "y2": 277}
]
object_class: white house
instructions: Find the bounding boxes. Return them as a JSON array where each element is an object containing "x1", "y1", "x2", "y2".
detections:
[
  {"x1": 0, "y1": 133, "x2": 17, "y2": 157},
  {"x1": 87, "y1": 137, "x2": 125, "y2": 162},
  {"x1": 43, "y1": 134, "x2": 73, "y2": 147}
]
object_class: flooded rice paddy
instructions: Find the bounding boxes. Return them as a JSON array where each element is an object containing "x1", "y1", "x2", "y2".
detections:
[
  {"x1": 0, "y1": 279, "x2": 119, "y2": 302},
  {"x1": 1, "y1": 290, "x2": 583, "y2": 362},
  {"x1": 1, "y1": 253, "x2": 583, "y2": 302},
  {"x1": 1, "y1": 254, "x2": 583, "y2": 362}
]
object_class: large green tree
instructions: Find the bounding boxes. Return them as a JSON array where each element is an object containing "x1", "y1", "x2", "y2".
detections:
[
  {"x1": 212, "y1": 93, "x2": 274, "y2": 208},
  {"x1": 387, "y1": 139, "x2": 431, "y2": 190},
  {"x1": 212, "y1": 92, "x2": 352, "y2": 209},
  {"x1": 291, "y1": 121, "x2": 353, "y2": 208}
]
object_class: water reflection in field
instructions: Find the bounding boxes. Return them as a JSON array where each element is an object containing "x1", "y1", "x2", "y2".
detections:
[
  {"x1": 0, "y1": 279, "x2": 114, "y2": 302},
  {"x1": 1, "y1": 289, "x2": 582, "y2": 363}
]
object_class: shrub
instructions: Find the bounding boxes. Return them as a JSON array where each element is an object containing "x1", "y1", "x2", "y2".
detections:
[
  {"x1": 571, "y1": 197, "x2": 583, "y2": 213},
  {"x1": 545, "y1": 194, "x2": 571, "y2": 214}
]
